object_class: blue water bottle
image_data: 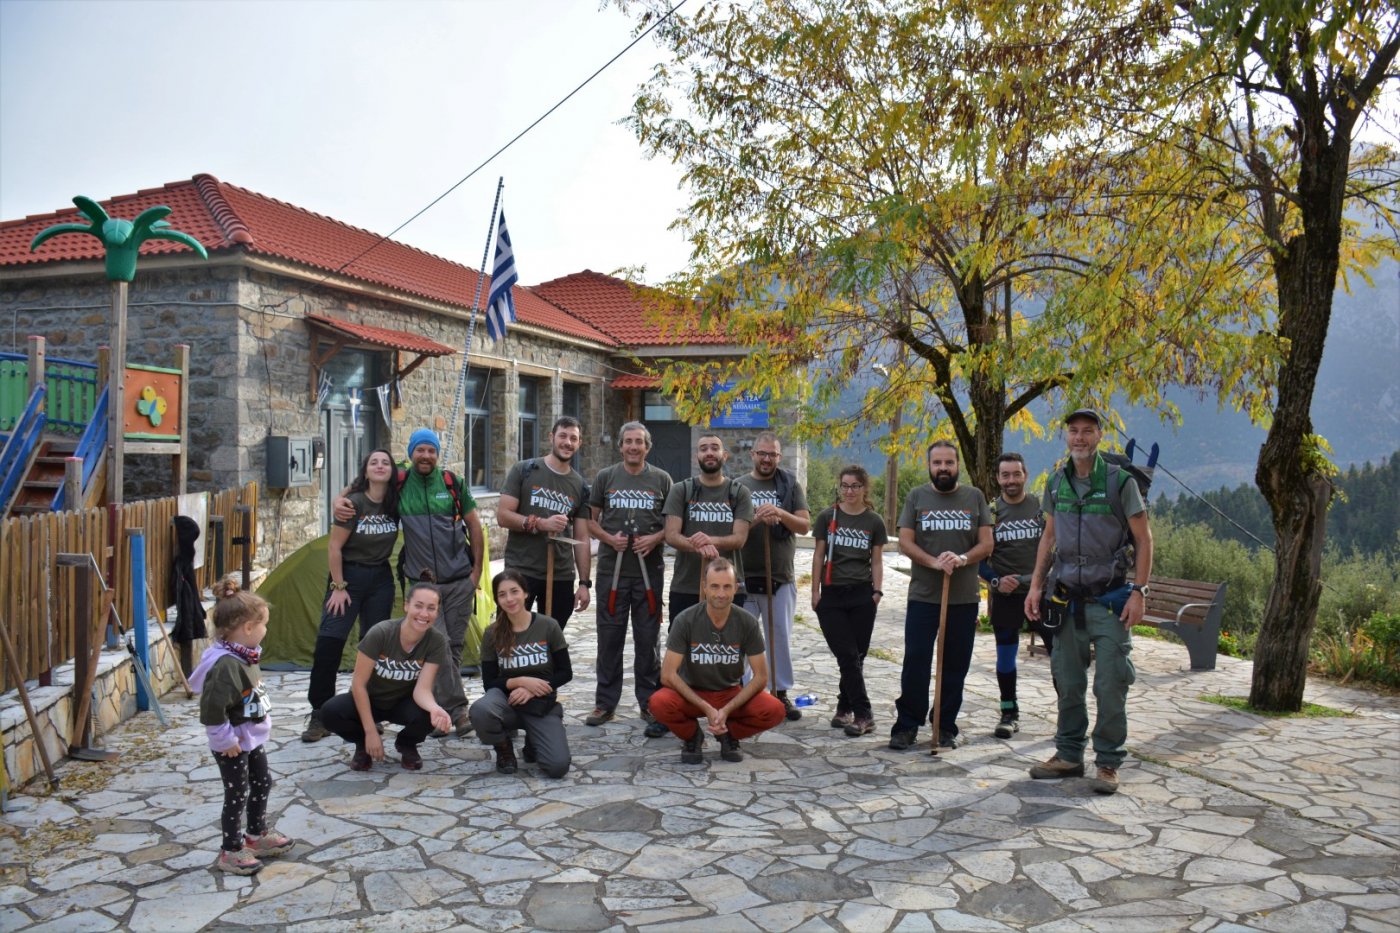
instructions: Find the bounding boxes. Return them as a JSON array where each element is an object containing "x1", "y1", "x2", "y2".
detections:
[{"x1": 793, "y1": 693, "x2": 818, "y2": 708}]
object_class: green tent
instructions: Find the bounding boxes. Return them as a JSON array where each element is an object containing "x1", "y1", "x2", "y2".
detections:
[{"x1": 260, "y1": 533, "x2": 494, "y2": 671}]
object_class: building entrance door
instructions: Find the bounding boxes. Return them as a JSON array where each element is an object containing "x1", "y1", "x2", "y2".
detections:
[
  {"x1": 321, "y1": 406, "x2": 379, "y2": 535},
  {"x1": 647, "y1": 421, "x2": 692, "y2": 483}
]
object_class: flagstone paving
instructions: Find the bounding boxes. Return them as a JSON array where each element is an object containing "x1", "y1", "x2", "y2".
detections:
[{"x1": 1, "y1": 550, "x2": 1397, "y2": 931}]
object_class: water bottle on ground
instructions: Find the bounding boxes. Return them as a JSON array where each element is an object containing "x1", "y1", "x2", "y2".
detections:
[{"x1": 793, "y1": 693, "x2": 818, "y2": 708}]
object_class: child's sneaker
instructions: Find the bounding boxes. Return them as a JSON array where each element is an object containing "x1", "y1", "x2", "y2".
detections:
[
  {"x1": 244, "y1": 830, "x2": 294, "y2": 858},
  {"x1": 215, "y1": 848, "x2": 263, "y2": 875}
]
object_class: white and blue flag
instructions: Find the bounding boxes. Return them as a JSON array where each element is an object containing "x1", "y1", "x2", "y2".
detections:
[{"x1": 485, "y1": 208, "x2": 518, "y2": 343}]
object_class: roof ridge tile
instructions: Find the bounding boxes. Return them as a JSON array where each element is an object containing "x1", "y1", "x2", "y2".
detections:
[{"x1": 193, "y1": 174, "x2": 254, "y2": 246}]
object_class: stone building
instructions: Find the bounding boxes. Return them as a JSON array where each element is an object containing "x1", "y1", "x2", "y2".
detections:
[{"x1": 0, "y1": 174, "x2": 804, "y2": 563}]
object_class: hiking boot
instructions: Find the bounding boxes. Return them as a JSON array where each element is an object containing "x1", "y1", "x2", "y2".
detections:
[
  {"x1": 397, "y1": 741, "x2": 423, "y2": 771},
  {"x1": 937, "y1": 731, "x2": 958, "y2": 750},
  {"x1": 214, "y1": 848, "x2": 263, "y2": 875},
  {"x1": 585, "y1": 708, "x2": 615, "y2": 727},
  {"x1": 521, "y1": 740, "x2": 537, "y2": 764},
  {"x1": 1029, "y1": 756, "x2": 1085, "y2": 779},
  {"x1": 776, "y1": 691, "x2": 802, "y2": 722},
  {"x1": 680, "y1": 728, "x2": 706, "y2": 764},
  {"x1": 453, "y1": 709, "x2": 474, "y2": 738},
  {"x1": 494, "y1": 741, "x2": 518, "y2": 775},
  {"x1": 1092, "y1": 766, "x2": 1120, "y2": 795},
  {"x1": 888, "y1": 730, "x2": 916, "y2": 751},
  {"x1": 844, "y1": 716, "x2": 874, "y2": 737},
  {"x1": 830, "y1": 711, "x2": 854, "y2": 729},
  {"x1": 642, "y1": 712, "x2": 669, "y2": 739},
  {"x1": 243, "y1": 830, "x2": 294, "y2": 858},
  {"x1": 301, "y1": 709, "x2": 331, "y2": 743},
  {"x1": 719, "y1": 734, "x2": 743, "y2": 762},
  {"x1": 994, "y1": 712, "x2": 1020, "y2": 739},
  {"x1": 349, "y1": 746, "x2": 372, "y2": 771}
]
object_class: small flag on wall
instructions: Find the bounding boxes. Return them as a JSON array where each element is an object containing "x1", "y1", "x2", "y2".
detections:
[{"x1": 486, "y1": 207, "x2": 518, "y2": 343}]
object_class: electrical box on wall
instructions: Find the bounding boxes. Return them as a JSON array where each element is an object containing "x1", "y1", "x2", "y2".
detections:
[{"x1": 266, "y1": 435, "x2": 314, "y2": 488}]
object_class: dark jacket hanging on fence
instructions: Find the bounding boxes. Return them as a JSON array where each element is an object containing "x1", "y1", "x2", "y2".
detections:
[{"x1": 171, "y1": 516, "x2": 208, "y2": 644}]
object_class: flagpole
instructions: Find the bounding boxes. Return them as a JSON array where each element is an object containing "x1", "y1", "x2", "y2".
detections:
[{"x1": 443, "y1": 176, "x2": 504, "y2": 465}]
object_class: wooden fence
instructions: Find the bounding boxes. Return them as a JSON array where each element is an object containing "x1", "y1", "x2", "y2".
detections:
[{"x1": 0, "y1": 482, "x2": 258, "y2": 692}]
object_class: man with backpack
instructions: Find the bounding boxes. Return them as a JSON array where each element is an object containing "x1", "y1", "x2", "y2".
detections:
[
  {"x1": 738, "y1": 432, "x2": 810, "y2": 721},
  {"x1": 663, "y1": 433, "x2": 754, "y2": 623},
  {"x1": 335, "y1": 428, "x2": 483, "y2": 738},
  {"x1": 496, "y1": 416, "x2": 592, "y2": 630},
  {"x1": 1025, "y1": 409, "x2": 1153, "y2": 795}
]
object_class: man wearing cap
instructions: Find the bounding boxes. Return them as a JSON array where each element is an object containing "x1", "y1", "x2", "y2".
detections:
[
  {"x1": 1025, "y1": 409, "x2": 1153, "y2": 795},
  {"x1": 335, "y1": 428, "x2": 483, "y2": 736},
  {"x1": 496, "y1": 416, "x2": 592, "y2": 630}
]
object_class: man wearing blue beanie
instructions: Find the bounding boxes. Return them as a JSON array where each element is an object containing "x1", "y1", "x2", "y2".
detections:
[{"x1": 337, "y1": 427, "x2": 483, "y2": 737}]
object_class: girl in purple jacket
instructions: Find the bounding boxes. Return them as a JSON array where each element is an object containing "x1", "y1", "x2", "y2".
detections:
[{"x1": 190, "y1": 576, "x2": 295, "y2": 874}]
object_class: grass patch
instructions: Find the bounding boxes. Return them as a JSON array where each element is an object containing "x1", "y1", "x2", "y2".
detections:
[{"x1": 1200, "y1": 694, "x2": 1350, "y2": 718}]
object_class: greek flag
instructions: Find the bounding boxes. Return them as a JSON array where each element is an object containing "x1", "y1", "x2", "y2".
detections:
[{"x1": 485, "y1": 209, "x2": 518, "y2": 343}]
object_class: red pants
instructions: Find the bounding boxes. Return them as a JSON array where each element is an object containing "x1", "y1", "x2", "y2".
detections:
[{"x1": 648, "y1": 685, "x2": 786, "y2": 740}]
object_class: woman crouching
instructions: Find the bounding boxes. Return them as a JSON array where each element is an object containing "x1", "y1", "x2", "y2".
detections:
[
  {"x1": 318, "y1": 582, "x2": 453, "y2": 771},
  {"x1": 470, "y1": 569, "x2": 573, "y2": 777}
]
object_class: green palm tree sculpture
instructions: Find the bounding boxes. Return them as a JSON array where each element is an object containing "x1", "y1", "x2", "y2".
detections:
[{"x1": 29, "y1": 196, "x2": 208, "y2": 282}]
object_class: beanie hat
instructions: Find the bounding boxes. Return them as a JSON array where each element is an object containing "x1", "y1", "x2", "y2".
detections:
[{"x1": 407, "y1": 428, "x2": 441, "y2": 457}]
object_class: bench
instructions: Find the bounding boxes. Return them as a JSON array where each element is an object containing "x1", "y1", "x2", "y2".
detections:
[
  {"x1": 1140, "y1": 575, "x2": 1227, "y2": 671},
  {"x1": 1026, "y1": 575, "x2": 1227, "y2": 671}
]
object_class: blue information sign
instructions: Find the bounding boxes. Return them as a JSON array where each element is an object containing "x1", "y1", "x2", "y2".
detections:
[{"x1": 709, "y1": 380, "x2": 770, "y2": 429}]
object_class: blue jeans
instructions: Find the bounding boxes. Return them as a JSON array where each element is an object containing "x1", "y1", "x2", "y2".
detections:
[
  {"x1": 1051, "y1": 587, "x2": 1136, "y2": 768},
  {"x1": 892, "y1": 600, "x2": 978, "y2": 738}
]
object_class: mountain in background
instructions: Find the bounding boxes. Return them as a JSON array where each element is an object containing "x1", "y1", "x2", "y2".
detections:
[{"x1": 814, "y1": 256, "x2": 1399, "y2": 499}]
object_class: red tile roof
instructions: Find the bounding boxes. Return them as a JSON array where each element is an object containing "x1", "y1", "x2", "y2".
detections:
[
  {"x1": 0, "y1": 175, "x2": 619, "y2": 347},
  {"x1": 531, "y1": 270, "x2": 730, "y2": 347},
  {"x1": 306, "y1": 315, "x2": 456, "y2": 356}
]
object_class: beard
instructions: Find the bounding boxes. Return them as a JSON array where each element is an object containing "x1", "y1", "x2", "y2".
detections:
[
  {"x1": 930, "y1": 470, "x2": 958, "y2": 492},
  {"x1": 699, "y1": 458, "x2": 723, "y2": 475}
]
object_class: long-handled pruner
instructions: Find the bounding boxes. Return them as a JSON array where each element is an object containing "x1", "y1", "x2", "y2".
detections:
[
  {"x1": 607, "y1": 532, "x2": 630, "y2": 615},
  {"x1": 544, "y1": 533, "x2": 585, "y2": 618},
  {"x1": 637, "y1": 543, "x2": 659, "y2": 618}
]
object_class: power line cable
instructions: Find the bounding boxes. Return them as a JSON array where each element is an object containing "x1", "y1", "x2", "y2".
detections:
[{"x1": 330, "y1": 0, "x2": 688, "y2": 279}]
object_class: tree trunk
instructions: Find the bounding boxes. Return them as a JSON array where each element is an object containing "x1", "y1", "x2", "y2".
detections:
[{"x1": 1249, "y1": 122, "x2": 1346, "y2": 711}]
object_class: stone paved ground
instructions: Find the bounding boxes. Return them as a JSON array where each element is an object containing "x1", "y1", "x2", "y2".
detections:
[{"x1": 1, "y1": 550, "x2": 1397, "y2": 932}]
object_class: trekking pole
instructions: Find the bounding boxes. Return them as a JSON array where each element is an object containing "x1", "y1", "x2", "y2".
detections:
[
  {"x1": 544, "y1": 543, "x2": 555, "y2": 619},
  {"x1": 930, "y1": 572, "x2": 951, "y2": 755},
  {"x1": 0, "y1": 611, "x2": 60, "y2": 790},
  {"x1": 763, "y1": 524, "x2": 777, "y2": 696}
]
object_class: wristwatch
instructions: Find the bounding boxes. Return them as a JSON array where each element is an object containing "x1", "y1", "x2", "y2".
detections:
[
  {"x1": 579, "y1": 580, "x2": 592, "y2": 588},
  {"x1": 330, "y1": 581, "x2": 349, "y2": 591},
  {"x1": 957, "y1": 554, "x2": 968, "y2": 566},
  {"x1": 1129, "y1": 583, "x2": 1151, "y2": 596}
]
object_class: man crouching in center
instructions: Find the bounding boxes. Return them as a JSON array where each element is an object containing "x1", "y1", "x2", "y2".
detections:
[{"x1": 649, "y1": 558, "x2": 785, "y2": 764}]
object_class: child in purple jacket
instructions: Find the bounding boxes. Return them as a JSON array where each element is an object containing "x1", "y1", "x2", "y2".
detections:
[{"x1": 190, "y1": 576, "x2": 295, "y2": 875}]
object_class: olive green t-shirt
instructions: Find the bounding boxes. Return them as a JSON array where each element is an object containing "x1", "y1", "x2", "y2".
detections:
[
  {"x1": 666, "y1": 602, "x2": 766, "y2": 692},
  {"x1": 357, "y1": 618, "x2": 452, "y2": 709},
  {"x1": 737, "y1": 472, "x2": 809, "y2": 586},
  {"x1": 502, "y1": 458, "x2": 588, "y2": 580},
  {"x1": 814, "y1": 506, "x2": 888, "y2": 586},
  {"x1": 662, "y1": 477, "x2": 755, "y2": 595},
  {"x1": 898, "y1": 483, "x2": 992, "y2": 604},
  {"x1": 989, "y1": 496, "x2": 1045, "y2": 591},
  {"x1": 589, "y1": 462, "x2": 673, "y2": 580},
  {"x1": 335, "y1": 490, "x2": 400, "y2": 565}
]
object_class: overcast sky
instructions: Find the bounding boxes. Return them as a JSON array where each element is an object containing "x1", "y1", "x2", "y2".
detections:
[{"x1": 0, "y1": 0, "x2": 693, "y2": 287}]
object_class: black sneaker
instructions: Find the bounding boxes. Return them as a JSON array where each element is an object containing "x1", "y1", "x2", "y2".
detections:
[
  {"x1": 994, "y1": 713, "x2": 1020, "y2": 739},
  {"x1": 776, "y1": 691, "x2": 802, "y2": 722},
  {"x1": 521, "y1": 740, "x2": 537, "y2": 764},
  {"x1": 300, "y1": 709, "x2": 330, "y2": 743},
  {"x1": 889, "y1": 730, "x2": 916, "y2": 751},
  {"x1": 830, "y1": 711, "x2": 854, "y2": 729},
  {"x1": 680, "y1": 729, "x2": 706, "y2": 764},
  {"x1": 938, "y1": 731, "x2": 958, "y2": 749},
  {"x1": 719, "y1": 734, "x2": 743, "y2": 762}
]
